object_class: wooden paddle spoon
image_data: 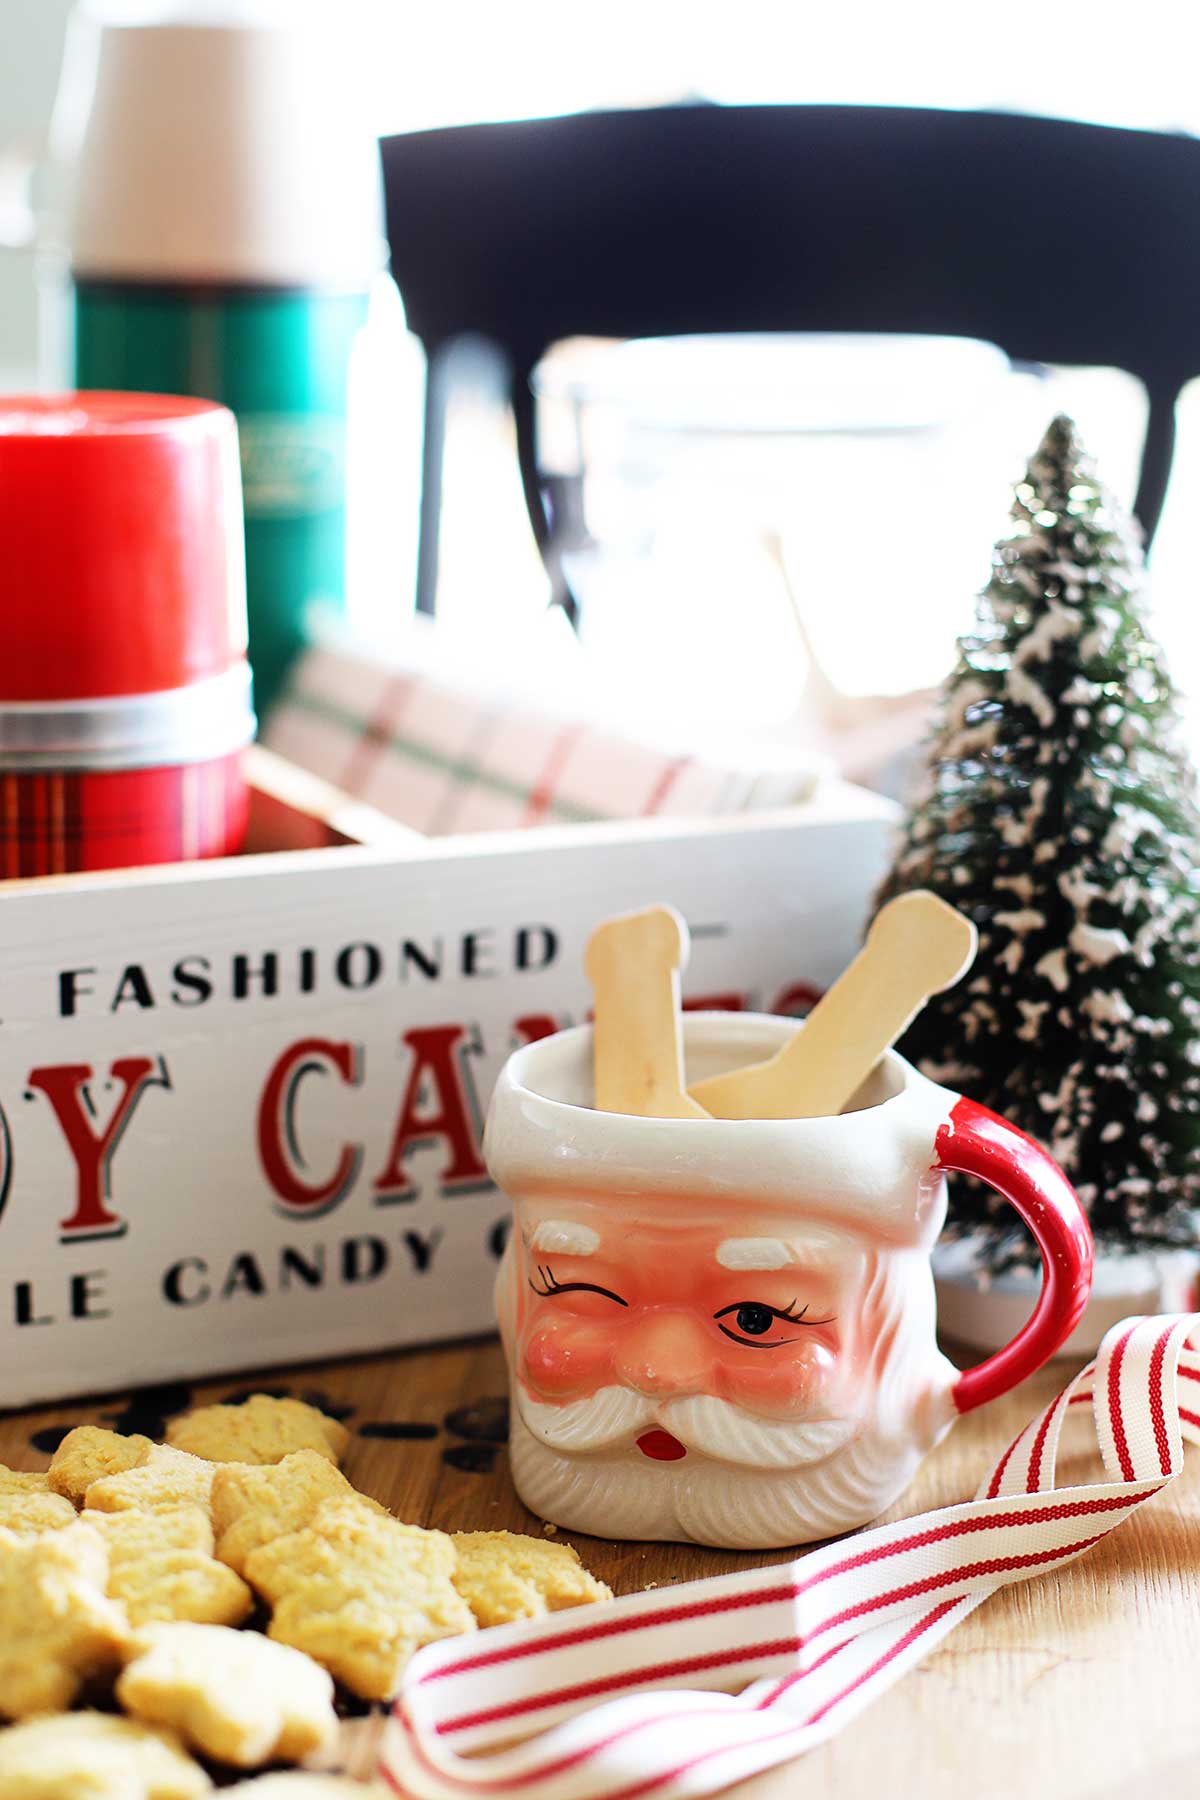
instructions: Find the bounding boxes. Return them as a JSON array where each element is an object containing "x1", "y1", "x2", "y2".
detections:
[
  {"x1": 584, "y1": 905, "x2": 711, "y2": 1118},
  {"x1": 688, "y1": 890, "x2": 977, "y2": 1120}
]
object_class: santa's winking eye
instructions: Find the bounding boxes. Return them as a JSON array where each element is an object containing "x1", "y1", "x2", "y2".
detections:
[{"x1": 529, "y1": 1264, "x2": 628, "y2": 1306}]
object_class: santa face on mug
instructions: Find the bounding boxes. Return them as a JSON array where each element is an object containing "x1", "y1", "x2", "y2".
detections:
[{"x1": 496, "y1": 1194, "x2": 953, "y2": 1549}]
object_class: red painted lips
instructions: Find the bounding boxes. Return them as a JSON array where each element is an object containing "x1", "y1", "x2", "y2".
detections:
[{"x1": 636, "y1": 1429, "x2": 687, "y2": 1461}]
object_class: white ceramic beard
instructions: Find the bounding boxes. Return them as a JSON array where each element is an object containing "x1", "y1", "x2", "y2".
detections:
[{"x1": 506, "y1": 1392, "x2": 928, "y2": 1550}]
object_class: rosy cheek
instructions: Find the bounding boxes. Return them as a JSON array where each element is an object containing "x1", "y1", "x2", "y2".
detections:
[
  {"x1": 717, "y1": 1339, "x2": 838, "y2": 1416},
  {"x1": 521, "y1": 1316, "x2": 614, "y2": 1398}
]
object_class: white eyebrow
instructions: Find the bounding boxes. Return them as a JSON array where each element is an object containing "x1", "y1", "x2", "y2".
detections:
[
  {"x1": 530, "y1": 1220, "x2": 600, "y2": 1256},
  {"x1": 716, "y1": 1238, "x2": 793, "y2": 1271}
]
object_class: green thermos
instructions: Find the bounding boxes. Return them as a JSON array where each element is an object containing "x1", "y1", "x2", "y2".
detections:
[{"x1": 67, "y1": 15, "x2": 386, "y2": 716}]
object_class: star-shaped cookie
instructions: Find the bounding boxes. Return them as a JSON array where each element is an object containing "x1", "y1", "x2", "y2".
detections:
[
  {"x1": 0, "y1": 1522, "x2": 129, "y2": 1718},
  {"x1": 244, "y1": 1499, "x2": 476, "y2": 1700},
  {"x1": 117, "y1": 1622, "x2": 338, "y2": 1768}
]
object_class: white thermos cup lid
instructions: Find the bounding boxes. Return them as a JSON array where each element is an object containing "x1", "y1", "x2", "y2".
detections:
[{"x1": 64, "y1": 9, "x2": 386, "y2": 287}]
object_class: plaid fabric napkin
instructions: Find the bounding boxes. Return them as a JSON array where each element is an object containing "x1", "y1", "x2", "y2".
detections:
[{"x1": 264, "y1": 622, "x2": 824, "y2": 837}]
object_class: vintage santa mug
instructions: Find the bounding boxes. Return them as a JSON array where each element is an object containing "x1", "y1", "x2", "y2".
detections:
[{"x1": 486, "y1": 1012, "x2": 1093, "y2": 1549}]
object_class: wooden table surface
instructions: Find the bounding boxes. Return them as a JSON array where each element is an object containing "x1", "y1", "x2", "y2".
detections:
[{"x1": 2, "y1": 1334, "x2": 1197, "y2": 1799}]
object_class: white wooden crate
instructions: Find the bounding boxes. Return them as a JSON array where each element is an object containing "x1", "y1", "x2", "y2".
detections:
[{"x1": 0, "y1": 762, "x2": 896, "y2": 1406}]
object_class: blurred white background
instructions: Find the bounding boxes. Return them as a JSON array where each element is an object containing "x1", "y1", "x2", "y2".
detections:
[{"x1": 3, "y1": 0, "x2": 1200, "y2": 776}]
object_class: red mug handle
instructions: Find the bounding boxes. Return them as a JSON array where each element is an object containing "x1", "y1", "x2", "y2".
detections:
[{"x1": 936, "y1": 1096, "x2": 1094, "y2": 1414}]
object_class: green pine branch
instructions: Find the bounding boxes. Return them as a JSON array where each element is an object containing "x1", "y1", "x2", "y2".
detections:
[{"x1": 879, "y1": 415, "x2": 1200, "y2": 1268}]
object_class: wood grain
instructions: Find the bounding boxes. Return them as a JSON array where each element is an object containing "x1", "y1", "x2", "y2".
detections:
[{"x1": 2, "y1": 1334, "x2": 1196, "y2": 1796}]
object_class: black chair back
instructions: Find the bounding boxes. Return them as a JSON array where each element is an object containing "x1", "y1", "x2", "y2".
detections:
[{"x1": 382, "y1": 105, "x2": 1200, "y2": 610}]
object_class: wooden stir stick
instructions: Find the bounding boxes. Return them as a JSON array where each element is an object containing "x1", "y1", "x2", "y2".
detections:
[
  {"x1": 688, "y1": 890, "x2": 977, "y2": 1120},
  {"x1": 584, "y1": 905, "x2": 711, "y2": 1118}
]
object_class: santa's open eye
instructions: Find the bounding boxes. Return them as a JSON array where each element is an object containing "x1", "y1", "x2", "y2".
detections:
[
  {"x1": 529, "y1": 1264, "x2": 628, "y2": 1306},
  {"x1": 732, "y1": 1302, "x2": 774, "y2": 1336},
  {"x1": 713, "y1": 1299, "x2": 834, "y2": 1348}
]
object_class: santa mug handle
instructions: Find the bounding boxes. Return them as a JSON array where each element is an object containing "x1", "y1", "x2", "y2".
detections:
[{"x1": 936, "y1": 1097, "x2": 1094, "y2": 1414}]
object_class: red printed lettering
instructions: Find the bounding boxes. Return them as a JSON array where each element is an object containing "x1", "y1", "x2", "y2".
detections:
[
  {"x1": 27, "y1": 1057, "x2": 170, "y2": 1239},
  {"x1": 373, "y1": 1024, "x2": 488, "y2": 1201},
  {"x1": 771, "y1": 980, "x2": 825, "y2": 1017},
  {"x1": 258, "y1": 1038, "x2": 362, "y2": 1214},
  {"x1": 512, "y1": 1014, "x2": 563, "y2": 1046}
]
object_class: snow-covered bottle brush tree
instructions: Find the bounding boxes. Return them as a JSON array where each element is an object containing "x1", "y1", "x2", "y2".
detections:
[{"x1": 879, "y1": 414, "x2": 1200, "y2": 1273}]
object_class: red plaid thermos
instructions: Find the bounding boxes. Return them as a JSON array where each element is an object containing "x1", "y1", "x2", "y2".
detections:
[{"x1": 0, "y1": 393, "x2": 255, "y2": 876}]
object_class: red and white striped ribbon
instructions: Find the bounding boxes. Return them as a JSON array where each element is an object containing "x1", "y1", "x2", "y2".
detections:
[{"x1": 380, "y1": 1315, "x2": 1200, "y2": 1800}]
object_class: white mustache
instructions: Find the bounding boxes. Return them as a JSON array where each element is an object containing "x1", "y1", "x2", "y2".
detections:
[{"x1": 517, "y1": 1385, "x2": 858, "y2": 1469}]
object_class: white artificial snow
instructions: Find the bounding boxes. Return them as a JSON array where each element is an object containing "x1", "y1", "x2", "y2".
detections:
[
  {"x1": 1015, "y1": 601, "x2": 1079, "y2": 664},
  {"x1": 1082, "y1": 990, "x2": 1135, "y2": 1026},
  {"x1": 951, "y1": 726, "x2": 999, "y2": 759},
  {"x1": 1051, "y1": 1128, "x2": 1080, "y2": 1167},
  {"x1": 996, "y1": 908, "x2": 1045, "y2": 936},
  {"x1": 1009, "y1": 561, "x2": 1046, "y2": 596},
  {"x1": 1134, "y1": 915, "x2": 1169, "y2": 965},
  {"x1": 1036, "y1": 949, "x2": 1070, "y2": 992},
  {"x1": 1069, "y1": 923, "x2": 1131, "y2": 967},
  {"x1": 998, "y1": 873, "x2": 1036, "y2": 901},
  {"x1": 917, "y1": 1060, "x2": 961, "y2": 1086},
  {"x1": 1008, "y1": 665, "x2": 1056, "y2": 727},
  {"x1": 1059, "y1": 868, "x2": 1103, "y2": 909},
  {"x1": 1100, "y1": 1120, "x2": 1124, "y2": 1142},
  {"x1": 1017, "y1": 999, "x2": 1050, "y2": 1041},
  {"x1": 1039, "y1": 1069, "x2": 1078, "y2": 1113},
  {"x1": 999, "y1": 815, "x2": 1035, "y2": 848},
  {"x1": 1136, "y1": 1094, "x2": 1159, "y2": 1123},
  {"x1": 948, "y1": 678, "x2": 990, "y2": 721},
  {"x1": 997, "y1": 939, "x2": 1024, "y2": 974},
  {"x1": 1080, "y1": 606, "x2": 1122, "y2": 660},
  {"x1": 1102, "y1": 806, "x2": 1162, "y2": 859}
]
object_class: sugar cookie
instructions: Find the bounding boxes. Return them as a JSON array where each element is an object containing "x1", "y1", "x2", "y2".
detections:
[
  {"x1": 0, "y1": 1711, "x2": 209, "y2": 1799},
  {"x1": 0, "y1": 1522, "x2": 129, "y2": 1718},
  {"x1": 167, "y1": 1397, "x2": 348, "y2": 1466},
  {"x1": 0, "y1": 1470, "x2": 76, "y2": 1537},
  {"x1": 48, "y1": 1426, "x2": 156, "y2": 1506},
  {"x1": 244, "y1": 1499, "x2": 475, "y2": 1700},
  {"x1": 210, "y1": 1450, "x2": 383, "y2": 1576},
  {"x1": 452, "y1": 1529, "x2": 613, "y2": 1626},
  {"x1": 118, "y1": 1622, "x2": 338, "y2": 1768},
  {"x1": 84, "y1": 1444, "x2": 215, "y2": 1517},
  {"x1": 88, "y1": 1506, "x2": 253, "y2": 1627}
]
